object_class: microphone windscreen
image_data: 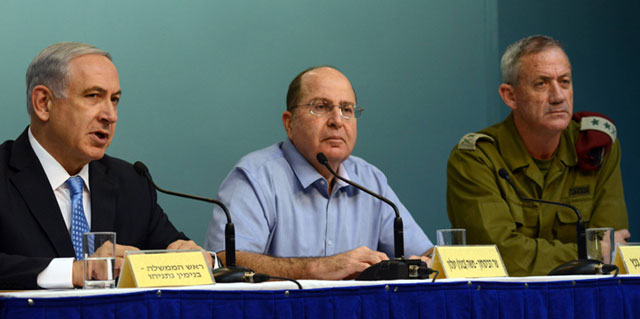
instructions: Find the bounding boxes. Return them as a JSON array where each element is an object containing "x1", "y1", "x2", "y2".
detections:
[
  {"x1": 498, "y1": 168, "x2": 509, "y2": 180},
  {"x1": 316, "y1": 153, "x2": 328, "y2": 165},
  {"x1": 133, "y1": 161, "x2": 150, "y2": 177}
]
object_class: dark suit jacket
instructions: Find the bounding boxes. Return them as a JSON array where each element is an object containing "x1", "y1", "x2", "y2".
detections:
[{"x1": 0, "y1": 128, "x2": 188, "y2": 289}]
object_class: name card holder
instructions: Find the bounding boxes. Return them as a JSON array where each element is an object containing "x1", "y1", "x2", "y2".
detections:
[
  {"x1": 613, "y1": 243, "x2": 640, "y2": 274},
  {"x1": 118, "y1": 250, "x2": 214, "y2": 288},
  {"x1": 431, "y1": 245, "x2": 508, "y2": 279}
]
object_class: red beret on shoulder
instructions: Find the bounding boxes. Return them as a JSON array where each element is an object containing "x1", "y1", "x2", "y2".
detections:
[{"x1": 572, "y1": 111, "x2": 617, "y2": 171}]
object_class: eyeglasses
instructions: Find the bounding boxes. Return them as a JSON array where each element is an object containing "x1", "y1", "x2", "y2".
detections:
[{"x1": 297, "y1": 99, "x2": 364, "y2": 119}]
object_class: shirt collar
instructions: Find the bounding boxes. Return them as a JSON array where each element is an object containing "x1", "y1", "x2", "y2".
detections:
[
  {"x1": 557, "y1": 121, "x2": 579, "y2": 167},
  {"x1": 498, "y1": 113, "x2": 533, "y2": 172},
  {"x1": 281, "y1": 139, "x2": 357, "y2": 193},
  {"x1": 498, "y1": 113, "x2": 576, "y2": 172},
  {"x1": 28, "y1": 127, "x2": 90, "y2": 192},
  {"x1": 497, "y1": 113, "x2": 578, "y2": 187}
]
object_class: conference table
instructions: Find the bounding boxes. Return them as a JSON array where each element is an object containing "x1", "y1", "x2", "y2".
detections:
[{"x1": 2, "y1": 275, "x2": 639, "y2": 318}]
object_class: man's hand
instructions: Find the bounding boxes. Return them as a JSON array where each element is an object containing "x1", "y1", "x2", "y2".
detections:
[
  {"x1": 167, "y1": 239, "x2": 214, "y2": 269},
  {"x1": 408, "y1": 247, "x2": 434, "y2": 267},
  {"x1": 72, "y1": 242, "x2": 139, "y2": 287},
  {"x1": 306, "y1": 246, "x2": 389, "y2": 280},
  {"x1": 600, "y1": 229, "x2": 631, "y2": 263},
  {"x1": 614, "y1": 229, "x2": 631, "y2": 246}
]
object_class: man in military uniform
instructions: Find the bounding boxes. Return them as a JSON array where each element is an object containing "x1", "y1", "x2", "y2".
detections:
[{"x1": 446, "y1": 35, "x2": 630, "y2": 276}]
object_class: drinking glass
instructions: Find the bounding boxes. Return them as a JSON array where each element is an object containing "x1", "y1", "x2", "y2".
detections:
[
  {"x1": 83, "y1": 232, "x2": 116, "y2": 289},
  {"x1": 436, "y1": 228, "x2": 466, "y2": 246},
  {"x1": 586, "y1": 227, "x2": 614, "y2": 264}
]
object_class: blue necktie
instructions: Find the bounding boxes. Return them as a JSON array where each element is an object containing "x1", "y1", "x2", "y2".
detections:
[{"x1": 67, "y1": 176, "x2": 90, "y2": 260}]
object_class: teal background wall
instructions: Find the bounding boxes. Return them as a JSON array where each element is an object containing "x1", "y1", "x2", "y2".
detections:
[{"x1": 0, "y1": 0, "x2": 636, "y2": 248}]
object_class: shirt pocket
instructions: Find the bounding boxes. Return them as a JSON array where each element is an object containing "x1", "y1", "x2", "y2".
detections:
[
  {"x1": 557, "y1": 196, "x2": 593, "y2": 224},
  {"x1": 554, "y1": 196, "x2": 593, "y2": 243},
  {"x1": 507, "y1": 198, "x2": 538, "y2": 238}
]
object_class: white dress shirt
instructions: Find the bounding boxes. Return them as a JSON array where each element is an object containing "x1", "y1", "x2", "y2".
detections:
[{"x1": 28, "y1": 128, "x2": 91, "y2": 288}]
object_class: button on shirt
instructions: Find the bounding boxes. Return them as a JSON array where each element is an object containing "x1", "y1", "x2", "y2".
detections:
[{"x1": 204, "y1": 139, "x2": 432, "y2": 258}]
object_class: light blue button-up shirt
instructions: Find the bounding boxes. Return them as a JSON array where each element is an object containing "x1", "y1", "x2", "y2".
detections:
[{"x1": 204, "y1": 139, "x2": 432, "y2": 258}]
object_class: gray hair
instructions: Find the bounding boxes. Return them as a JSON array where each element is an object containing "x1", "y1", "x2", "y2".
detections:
[
  {"x1": 25, "y1": 42, "x2": 112, "y2": 115},
  {"x1": 500, "y1": 35, "x2": 566, "y2": 86}
]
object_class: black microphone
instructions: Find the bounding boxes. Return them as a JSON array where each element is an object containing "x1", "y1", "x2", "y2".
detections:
[
  {"x1": 498, "y1": 168, "x2": 614, "y2": 275},
  {"x1": 133, "y1": 161, "x2": 254, "y2": 282},
  {"x1": 316, "y1": 153, "x2": 433, "y2": 281},
  {"x1": 316, "y1": 153, "x2": 404, "y2": 259}
]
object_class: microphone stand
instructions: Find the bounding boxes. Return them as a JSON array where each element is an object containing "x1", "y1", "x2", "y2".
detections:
[
  {"x1": 316, "y1": 153, "x2": 433, "y2": 280},
  {"x1": 498, "y1": 168, "x2": 609, "y2": 275},
  {"x1": 133, "y1": 161, "x2": 254, "y2": 282}
]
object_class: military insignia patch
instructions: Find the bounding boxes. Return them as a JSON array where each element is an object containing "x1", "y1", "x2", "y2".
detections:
[
  {"x1": 580, "y1": 116, "x2": 617, "y2": 142},
  {"x1": 457, "y1": 133, "x2": 494, "y2": 151},
  {"x1": 569, "y1": 186, "x2": 590, "y2": 196}
]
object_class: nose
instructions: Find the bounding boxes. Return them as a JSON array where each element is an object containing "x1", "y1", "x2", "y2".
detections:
[
  {"x1": 99, "y1": 100, "x2": 118, "y2": 124},
  {"x1": 548, "y1": 81, "x2": 566, "y2": 105},
  {"x1": 327, "y1": 106, "x2": 343, "y2": 128}
]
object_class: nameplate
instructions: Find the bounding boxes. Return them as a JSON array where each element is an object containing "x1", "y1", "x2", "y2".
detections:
[
  {"x1": 613, "y1": 244, "x2": 640, "y2": 274},
  {"x1": 118, "y1": 250, "x2": 213, "y2": 288},
  {"x1": 431, "y1": 245, "x2": 508, "y2": 279}
]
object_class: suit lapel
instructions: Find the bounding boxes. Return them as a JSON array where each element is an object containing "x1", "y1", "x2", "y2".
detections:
[
  {"x1": 89, "y1": 159, "x2": 117, "y2": 232},
  {"x1": 8, "y1": 129, "x2": 75, "y2": 257}
]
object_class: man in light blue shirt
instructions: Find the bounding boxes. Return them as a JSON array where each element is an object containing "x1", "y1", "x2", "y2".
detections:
[{"x1": 204, "y1": 66, "x2": 432, "y2": 279}]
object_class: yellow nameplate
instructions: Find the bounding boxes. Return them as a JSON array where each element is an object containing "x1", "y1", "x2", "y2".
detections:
[
  {"x1": 613, "y1": 244, "x2": 640, "y2": 274},
  {"x1": 118, "y1": 250, "x2": 213, "y2": 288},
  {"x1": 431, "y1": 245, "x2": 508, "y2": 279}
]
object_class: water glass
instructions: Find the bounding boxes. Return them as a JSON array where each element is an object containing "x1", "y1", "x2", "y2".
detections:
[
  {"x1": 436, "y1": 228, "x2": 466, "y2": 246},
  {"x1": 83, "y1": 232, "x2": 116, "y2": 289},
  {"x1": 586, "y1": 227, "x2": 615, "y2": 264}
]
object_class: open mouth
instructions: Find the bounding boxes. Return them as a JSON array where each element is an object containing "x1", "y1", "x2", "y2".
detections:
[{"x1": 92, "y1": 131, "x2": 109, "y2": 143}]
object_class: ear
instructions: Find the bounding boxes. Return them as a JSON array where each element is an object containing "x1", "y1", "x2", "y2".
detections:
[
  {"x1": 498, "y1": 83, "x2": 518, "y2": 111},
  {"x1": 282, "y1": 110, "x2": 294, "y2": 140},
  {"x1": 31, "y1": 85, "x2": 55, "y2": 122}
]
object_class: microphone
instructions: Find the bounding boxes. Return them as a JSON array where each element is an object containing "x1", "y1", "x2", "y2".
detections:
[
  {"x1": 316, "y1": 153, "x2": 404, "y2": 259},
  {"x1": 498, "y1": 168, "x2": 614, "y2": 275},
  {"x1": 316, "y1": 153, "x2": 433, "y2": 281},
  {"x1": 133, "y1": 161, "x2": 254, "y2": 282}
]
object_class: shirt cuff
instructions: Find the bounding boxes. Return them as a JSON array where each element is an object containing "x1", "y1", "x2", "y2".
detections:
[
  {"x1": 208, "y1": 251, "x2": 222, "y2": 269},
  {"x1": 37, "y1": 258, "x2": 75, "y2": 289}
]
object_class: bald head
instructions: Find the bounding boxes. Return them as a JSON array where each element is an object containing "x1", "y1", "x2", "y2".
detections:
[{"x1": 286, "y1": 66, "x2": 356, "y2": 112}]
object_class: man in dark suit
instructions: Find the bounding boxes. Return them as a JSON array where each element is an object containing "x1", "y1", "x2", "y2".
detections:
[{"x1": 0, "y1": 42, "x2": 211, "y2": 289}]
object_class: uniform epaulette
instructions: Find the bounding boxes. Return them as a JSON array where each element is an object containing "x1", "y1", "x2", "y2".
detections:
[{"x1": 457, "y1": 133, "x2": 494, "y2": 151}]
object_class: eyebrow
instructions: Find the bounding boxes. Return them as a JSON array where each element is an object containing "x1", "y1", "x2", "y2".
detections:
[
  {"x1": 81, "y1": 86, "x2": 122, "y2": 96},
  {"x1": 536, "y1": 72, "x2": 571, "y2": 81},
  {"x1": 310, "y1": 97, "x2": 355, "y2": 105}
]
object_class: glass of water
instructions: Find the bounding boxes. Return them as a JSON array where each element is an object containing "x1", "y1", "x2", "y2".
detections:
[
  {"x1": 586, "y1": 227, "x2": 615, "y2": 264},
  {"x1": 436, "y1": 228, "x2": 466, "y2": 246},
  {"x1": 83, "y1": 232, "x2": 116, "y2": 289}
]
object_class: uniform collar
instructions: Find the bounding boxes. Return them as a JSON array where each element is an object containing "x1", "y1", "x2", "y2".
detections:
[
  {"x1": 557, "y1": 121, "x2": 579, "y2": 168},
  {"x1": 498, "y1": 114, "x2": 532, "y2": 173},
  {"x1": 499, "y1": 113, "x2": 577, "y2": 173}
]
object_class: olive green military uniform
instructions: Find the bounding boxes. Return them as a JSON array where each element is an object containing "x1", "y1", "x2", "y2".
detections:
[{"x1": 447, "y1": 113, "x2": 628, "y2": 276}]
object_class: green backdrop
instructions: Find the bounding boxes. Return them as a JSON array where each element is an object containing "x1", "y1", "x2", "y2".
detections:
[{"x1": 0, "y1": 0, "x2": 636, "y2": 247}]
